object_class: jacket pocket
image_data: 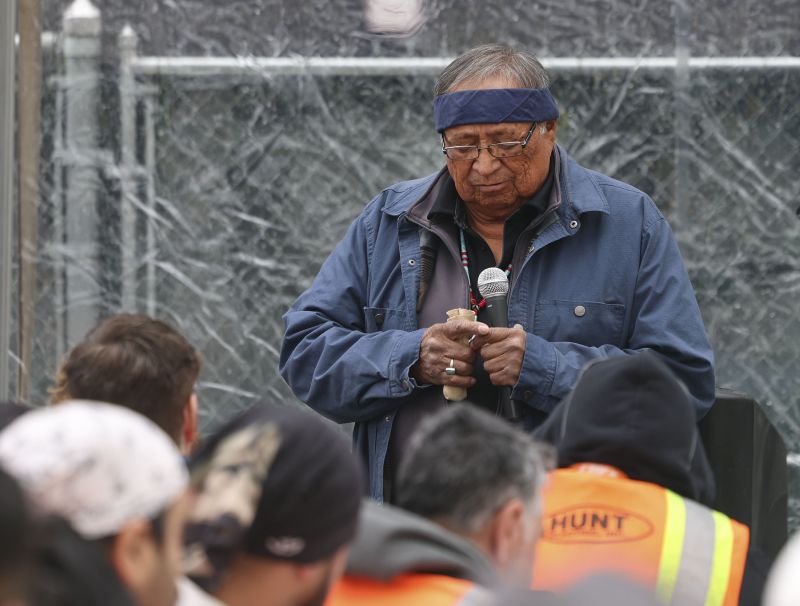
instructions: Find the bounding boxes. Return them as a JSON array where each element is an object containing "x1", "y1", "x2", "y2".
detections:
[
  {"x1": 533, "y1": 300, "x2": 626, "y2": 348},
  {"x1": 363, "y1": 307, "x2": 407, "y2": 333}
]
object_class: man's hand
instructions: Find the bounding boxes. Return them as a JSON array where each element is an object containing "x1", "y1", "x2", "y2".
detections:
[
  {"x1": 470, "y1": 324, "x2": 527, "y2": 387},
  {"x1": 411, "y1": 320, "x2": 490, "y2": 388}
]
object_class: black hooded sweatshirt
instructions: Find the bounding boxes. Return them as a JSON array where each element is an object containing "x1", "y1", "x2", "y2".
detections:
[{"x1": 533, "y1": 352, "x2": 768, "y2": 606}]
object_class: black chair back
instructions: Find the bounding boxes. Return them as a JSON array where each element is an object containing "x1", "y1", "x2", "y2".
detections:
[{"x1": 699, "y1": 388, "x2": 788, "y2": 560}]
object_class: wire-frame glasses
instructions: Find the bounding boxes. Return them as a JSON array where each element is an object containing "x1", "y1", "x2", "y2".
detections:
[{"x1": 441, "y1": 122, "x2": 538, "y2": 161}]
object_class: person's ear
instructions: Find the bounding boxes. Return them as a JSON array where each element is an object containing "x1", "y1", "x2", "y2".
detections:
[
  {"x1": 181, "y1": 393, "x2": 199, "y2": 456},
  {"x1": 543, "y1": 120, "x2": 557, "y2": 138},
  {"x1": 109, "y1": 520, "x2": 158, "y2": 595},
  {"x1": 487, "y1": 498, "x2": 526, "y2": 570}
]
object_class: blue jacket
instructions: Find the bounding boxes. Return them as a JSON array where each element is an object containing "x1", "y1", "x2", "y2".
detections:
[{"x1": 280, "y1": 146, "x2": 715, "y2": 500}]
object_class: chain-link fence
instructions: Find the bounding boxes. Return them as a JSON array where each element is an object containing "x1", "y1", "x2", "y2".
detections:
[{"x1": 8, "y1": 0, "x2": 800, "y2": 518}]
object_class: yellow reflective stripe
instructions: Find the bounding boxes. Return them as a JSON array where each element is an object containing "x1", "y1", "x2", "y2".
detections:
[
  {"x1": 656, "y1": 490, "x2": 687, "y2": 604},
  {"x1": 705, "y1": 512, "x2": 734, "y2": 606}
]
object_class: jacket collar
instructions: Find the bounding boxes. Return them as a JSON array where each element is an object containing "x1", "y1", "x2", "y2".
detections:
[
  {"x1": 383, "y1": 168, "x2": 447, "y2": 221},
  {"x1": 557, "y1": 145, "x2": 611, "y2": 218}
]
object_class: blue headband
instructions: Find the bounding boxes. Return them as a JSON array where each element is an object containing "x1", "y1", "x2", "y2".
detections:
[{"x1": 433, "y1": 87, "x2": 560, "y2": 133}]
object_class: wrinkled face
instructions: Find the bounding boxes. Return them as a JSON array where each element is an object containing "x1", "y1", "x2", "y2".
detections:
[{"x1": 443, "y1": 75, "x2": 557, "y2": 218}]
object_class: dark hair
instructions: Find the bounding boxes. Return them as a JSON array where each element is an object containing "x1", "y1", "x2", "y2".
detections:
[
  {"x1": 0, "y1": 466, "x2": 33, "y2": 601},
  {"x1": 29, "y1": 516, "x2": 136, "y2": 606},
  {"x1": 396, "y1": 404, "x2": 544, "y2": 533},
  {"x1": 50, "y1": 314, "x2": 201, "y2": 444}
]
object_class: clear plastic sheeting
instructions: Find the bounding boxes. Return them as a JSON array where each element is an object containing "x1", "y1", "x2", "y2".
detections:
[{"x1": 9, "y1": 1, "x2": 800, "y2": 517}]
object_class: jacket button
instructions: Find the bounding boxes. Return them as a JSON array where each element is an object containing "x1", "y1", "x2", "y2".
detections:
[
  {"x1": 523, "y1": 390, "x2": 533, "y2": 400},
  {"x1": 384, "y1": 415, "x2": 391, "y2": 422},
  {"x1": 408, "y1": 258, "x2": 416, "y2": 266},
  {"x1": 374, "y1": 312, "x2": 385, "y2": 326},
  {"x1": 569, "y1": 220, "x2": 579, "y2": 229},
  {"x1": 528, "y1": 242, "x2": 535, "y2": 253},
  {"x1": 574, "y1": 305, "x2": 586, "y2": 317}
]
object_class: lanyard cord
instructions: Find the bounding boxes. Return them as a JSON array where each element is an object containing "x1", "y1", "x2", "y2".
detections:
[{"x1": 459, "y1": 228, "x2": 512, "y2": 313}]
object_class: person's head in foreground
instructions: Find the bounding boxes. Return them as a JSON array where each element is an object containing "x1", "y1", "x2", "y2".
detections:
[
  {"x1": 395, "y1": 403, "x2": 545, "y2": 587},
  {"x1": 0, "y1": 401, "x2": 189, "y2": 606},
  {"x1": 50, "y1": 313, "x2": 202, "y2": 454},
  {"x1": 183, "y1": 404, "x2": 364, "y2": 606}
]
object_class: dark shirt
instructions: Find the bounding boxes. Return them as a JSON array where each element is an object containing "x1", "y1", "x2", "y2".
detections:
[{"x1": 427, "y1": 153, "x2": 555, "y2": 414}]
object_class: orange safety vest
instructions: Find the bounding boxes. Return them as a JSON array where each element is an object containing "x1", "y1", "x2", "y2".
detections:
[
  {"x1": 532, "y1": 465, "x2": 749, "y2": 606},
  {"x1": 326, "y1": 573, "x2": 487, "y2": 606}
]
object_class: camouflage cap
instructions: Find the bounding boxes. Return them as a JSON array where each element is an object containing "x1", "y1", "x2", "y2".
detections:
[{"x1": 183, "y1": 404, "x2": 364, "y2": 591}]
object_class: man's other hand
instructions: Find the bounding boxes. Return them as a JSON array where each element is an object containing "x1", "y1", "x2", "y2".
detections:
[{"x1": 470, "y1": 325, "x2": 527, "y2": 387}]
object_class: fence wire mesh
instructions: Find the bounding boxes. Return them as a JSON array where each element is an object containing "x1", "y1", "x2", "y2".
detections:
[{"x1": 9, "y1": 0, "x2": 800, "y2": 525}]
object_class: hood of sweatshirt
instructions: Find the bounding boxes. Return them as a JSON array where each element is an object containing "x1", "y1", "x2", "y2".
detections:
[
  {"x1": 534, "y1": 352, "x2": 715, "y2": 504},
  {"x1": 345, "y1": 500, "x2": 497, "y2": 587}
]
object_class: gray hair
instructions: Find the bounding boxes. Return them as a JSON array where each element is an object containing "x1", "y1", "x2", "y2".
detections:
[
  {"x1": 396, "y1": 404, "x2": 545, "y2": 534},
  {"x1": 433, "y1": 44, "x2": 551, "y2": 96}
]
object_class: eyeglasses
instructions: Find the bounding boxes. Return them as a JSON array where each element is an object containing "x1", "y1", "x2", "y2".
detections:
[{"x1": 441, "y1": 122, "x2": 538, "y2": 161}]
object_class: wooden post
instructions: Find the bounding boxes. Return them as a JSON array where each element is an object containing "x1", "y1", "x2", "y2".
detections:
[{"x1": 16, "y1": 0, "x2": 43, "y2": 402}]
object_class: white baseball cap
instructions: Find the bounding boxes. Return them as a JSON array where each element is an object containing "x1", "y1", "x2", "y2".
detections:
[{"x1": 0, "y1": 400, "x2": 188, "y2": 539}]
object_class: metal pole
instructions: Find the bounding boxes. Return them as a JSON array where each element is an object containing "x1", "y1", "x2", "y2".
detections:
[
  {"x1": 62, "y1": 0, "x2": 101, "y2": 347},
  {"x1": 0, "y1": 0, "x2": 18, "y2": 400},
  {"x1": 144, "y1": 95, "x2": 157, "y2": 317},
  {"x1": 128, "y1": 55, "x2": 800, "y2": 78},
  {"x1": 52, "y1": 61, "x2": 65, "y2": 363},
  {"x1": 674, "y1": 0, "x2": 691, "y2": 230},
  {"x1": 17, "y1": 0, "x2": 43, "y2": 402},
  {"x1": 118, "y1": 24, "x2": 138, "y2": 311}
]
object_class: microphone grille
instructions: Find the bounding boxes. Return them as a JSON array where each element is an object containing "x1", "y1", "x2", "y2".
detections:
[{"x1": 477, "y1": 267, "x2": 509, "y2": 298}]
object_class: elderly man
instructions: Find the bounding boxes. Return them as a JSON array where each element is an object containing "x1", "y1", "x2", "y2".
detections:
[{"x1": 280, "y1": 44, "x2": 715, "y2": 501}]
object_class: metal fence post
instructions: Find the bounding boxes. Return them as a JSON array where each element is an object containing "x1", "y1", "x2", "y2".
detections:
[
  {"x1": 0, "y1": 0, "x2": 18, "y2": 400},
  {"x1": 62, "y1": 0, "x2": 102, "y2": 347},
  {"x1": 119, "y1": 24, "x2": 138, "y2": 312},
  {"x1": 673, "y1": 0, "x2": 691, "y2": 231},
  {"x1": 144, "y1": 96, "x2": 157, "y2": 317}
]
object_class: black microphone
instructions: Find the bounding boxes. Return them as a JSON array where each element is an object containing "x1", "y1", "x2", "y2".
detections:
[{"x1": 477, "y1": 268, "x2": 519, "y2": 421}]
